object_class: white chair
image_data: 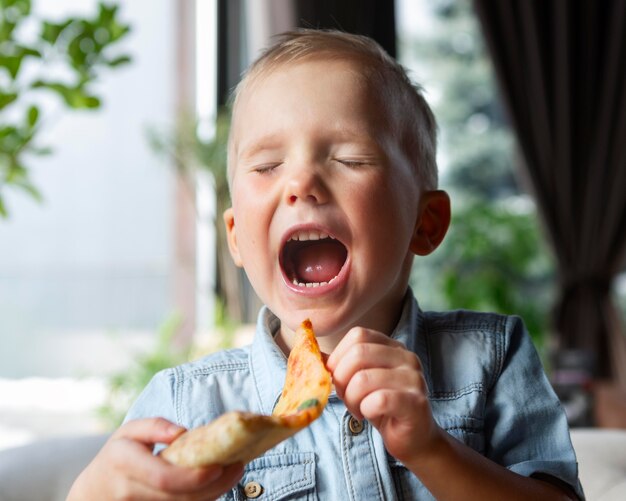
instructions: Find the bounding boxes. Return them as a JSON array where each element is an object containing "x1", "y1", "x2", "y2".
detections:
[
  {"x1": 570, "y1": 428, "x2": 626, "y2": 500},
  {"x1": 0, "y1": 434, "x2": 108, "y2": 501}
]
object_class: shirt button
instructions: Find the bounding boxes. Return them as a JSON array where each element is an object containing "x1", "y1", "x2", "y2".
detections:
[
  {"x1": 348, "y1": 416, "x2": 364, "y2": 435},
  {"x1": 244, "y1": 481, "x2": 263, "y2": 498}
]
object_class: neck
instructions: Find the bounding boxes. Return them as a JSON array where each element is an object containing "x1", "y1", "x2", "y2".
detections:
[{"x1": 274, "y1": 292, "x2": 408, "y2": 356}]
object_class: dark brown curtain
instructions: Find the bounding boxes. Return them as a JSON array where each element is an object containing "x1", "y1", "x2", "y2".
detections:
[{"x1": 473, "y1": 0, "x2": 626, "y2": 382}]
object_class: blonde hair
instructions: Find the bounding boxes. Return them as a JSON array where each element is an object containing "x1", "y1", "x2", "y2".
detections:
[{"x1": 228, "y1": 29, "x2": 438, "y2": 190}]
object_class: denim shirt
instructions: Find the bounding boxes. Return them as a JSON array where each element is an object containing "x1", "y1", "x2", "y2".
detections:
[{"x1": 125, "y1": 292, "x2": 584, "y2": 500}]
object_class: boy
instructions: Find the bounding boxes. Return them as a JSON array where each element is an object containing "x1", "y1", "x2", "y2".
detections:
[{"x1": 69, "y1": 30, "x2": 583, "y2": 500}]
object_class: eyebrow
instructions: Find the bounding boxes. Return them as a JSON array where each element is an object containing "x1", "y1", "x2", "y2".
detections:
[
  {"x1": 236, "y1": 134, "x2": 284, "y2": 161},
  {"x1": 236, "y1": 125, "x2": 383, "y2": 161},
  {"x1": 330, "y1": 125, "x2": 385, "y2": 153},
  {"x1": 327, "y1": 121, "x2": 385, "y2": 144}
]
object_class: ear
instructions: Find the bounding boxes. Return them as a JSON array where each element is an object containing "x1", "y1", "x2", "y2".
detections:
[
  {"x1": 223, "y1": 207, "x2": 243, "y2": 267},
  {"x1": 410, "y1": 190, "x2": 451, "y2": 256}
]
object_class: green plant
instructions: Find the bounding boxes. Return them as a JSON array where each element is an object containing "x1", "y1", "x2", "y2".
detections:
[
  {"x1": 98, "y1": 304, "x2": 240, "y2": 429},
  {"x1": 98, "y1": 313, "x2": 190, "y2": 429},
  {"x1": 412, "y1": 199, "x2": 555, "y2": 347},
  {"x1": 402, "y1": 1, "x2": 556, "y2": 349},
  {"x1": 149, "y1": 109, "x2": 231, "y2": 214},
  {"x1": 0, "y1": 0, "x2": 131, "y2": 216},
  {"x1": 149, "y1": 110, "x2": 259, "y2": 324}
]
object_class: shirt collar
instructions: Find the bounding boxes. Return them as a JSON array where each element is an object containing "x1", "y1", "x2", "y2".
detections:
[
  {"x1": 249, "y1": 306, "x2": 288, "y2": 414},
  {"x1": 249, "y1": 288, "x2": 429, "y2": 414},
  {"x1": 390, "y1": 288, "x2": 432, "y2": 392}
]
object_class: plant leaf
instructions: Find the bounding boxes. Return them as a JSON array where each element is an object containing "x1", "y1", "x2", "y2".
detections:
[
  {"x1": 28, "y1": 145, "x2": 53, "y2": 156},
  {"x1": 107, "y1": 55, "x2": 131, "y2": 67},
  {"x1": 297, "y1": 399, "x2": 320, "y2": 411},
  {"x1": 41, "y1": 20, "x2": 73, "y2": 45},
  {"x1": 32, "y1": 80, "x2": 101, "y2": 109},
  {"x1": 27, "y1": 105, "x2": 39, "y2": 128},
  {"x1": 0, "y1": 195, "x2": 7, "y2": 218},
  {"x1": 15, "y1": 44, "x2": 40, "y2": 58},
  {"x1": 0, "y1": 92, "x2": 18, "y2": 110},
  {"x1": 14, "y1": 177, "x2": 43, "y2": 201},
  {"x1": 0, "y1": 54, "x2": 23, "y2": 79}
]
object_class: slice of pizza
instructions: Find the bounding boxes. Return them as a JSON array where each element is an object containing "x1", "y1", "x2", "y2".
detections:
[{"x1": 160, "y1": 319, "x2": 331, "y2": 467}]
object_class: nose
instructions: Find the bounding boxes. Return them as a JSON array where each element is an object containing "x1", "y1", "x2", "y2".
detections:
[{"x1": 284, "y1": 164, "x2": 328, "y2": 206}]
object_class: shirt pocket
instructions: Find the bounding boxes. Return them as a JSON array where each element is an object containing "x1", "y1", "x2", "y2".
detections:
[
  {"x1": 436, "y1": 415, "x2": 485, "y2": 454},
  {"x1": 430, "y1": 384, "x2": 486, "y2": 454},
  {"x1": 387, "y1": 414, "x2": 484, "y2": 501},
  {"x1": 220, "y1": 452, "x2": 316, "y2": 501},
  {"x1": 388, "y1": 456, "x2": 434, "y2": 500}
]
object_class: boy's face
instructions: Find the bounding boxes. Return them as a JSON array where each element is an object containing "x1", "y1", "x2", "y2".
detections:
[{"x1": 225, "y1": 58, "x2": 425, "y2": 347}]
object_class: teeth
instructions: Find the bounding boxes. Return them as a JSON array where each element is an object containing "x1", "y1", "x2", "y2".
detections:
[
  {"x1": 291, "y1": 276, "x2": 336, "y2": 287},
  {"x1": 289, "y1": 230, "x2": 330, "y2": 242}
]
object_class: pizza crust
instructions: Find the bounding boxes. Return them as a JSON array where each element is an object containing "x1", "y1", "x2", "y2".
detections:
[{"x1": 160, "y1": 319, "x2": 331, "y2": 467}]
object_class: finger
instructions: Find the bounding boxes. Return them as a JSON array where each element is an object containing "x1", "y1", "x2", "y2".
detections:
[
  {"x1": 178, "y1": 463, "x2": 245, "y2": 501},
  {"x1": 203, "y1": 462, "x2": 245, "y2": 497},
  {"x1": 359, "y1": 388, "x2": 434, "y2": 461},
  {"x1": 114, "y1": 478, "x2": 218, "y2": 501},
  {"x1": 360, "y1": 388, "x2": 429, "y2": 425},
  {"x1": 150, "y1": 462, "x2": 226, "y2": 495},
  {"x1": 113, "y1": 417, "x2": 186, "y2": 446},
  {"x1": 109, "y1": 437, "x2": 223, "y2": 494},
  {"x1": 110, "y1": 419, "x2": 242, "y2": 496},
  {"x1": 327, "y1": 327, "x2": 395, "y2": 371},
  {"x1": 342, "y1": 367, "x2": 425, "y2": 420},
  {"x1": 331, "y1": 344, "x2": 421, "y2": 399},
  {"x1": 332, "y1": 342, "x2": 420, "y2": 383},
  {"x1": 124, "y1": 464, "x2": 243, "y2": 501},
  {"x1": 109, "y1": 477, "x2": 173, "y2": 501},
  {"x1": 186, "y1": 463, "x2": 244, "y2": 498}
]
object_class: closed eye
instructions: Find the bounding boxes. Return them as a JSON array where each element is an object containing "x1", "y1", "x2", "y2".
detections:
[
  {"x1": 253, "y1": 163, "x2": 281, "y2": 174},
  {"x1": 336, "y1": 159, "x2": 370, "y2": 168}
]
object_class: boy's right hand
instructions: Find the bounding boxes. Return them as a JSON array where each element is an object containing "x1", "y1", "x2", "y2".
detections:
[{"x1": 67, "y1": 417, "x2": 244, "y2": 501}]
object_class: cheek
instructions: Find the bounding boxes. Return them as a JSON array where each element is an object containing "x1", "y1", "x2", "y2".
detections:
[
  {"x1": 232, "y1": 203, "x2": 276, "y2": 279},
  {"x1": 235, "y1": 215, "x2": 262, "y2": 253},
  {"x1": 360, "y1": 174, "x2": 415, "y2": 223},
  {"x1": 232, "y1": 181, "x2": 270, "y2": 225},
  {"x1": 357, "y1": 179, "x2": 417, "y2": 253}
]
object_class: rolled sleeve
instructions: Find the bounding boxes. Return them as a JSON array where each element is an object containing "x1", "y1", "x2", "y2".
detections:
[{"x1": 485, "y1": 316, "x2": 584, "y2": 499}]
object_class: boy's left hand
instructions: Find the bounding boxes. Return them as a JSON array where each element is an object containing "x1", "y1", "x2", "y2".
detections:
[{"x1": 327, "y1": 327, "x2": 441, "y2": 464}]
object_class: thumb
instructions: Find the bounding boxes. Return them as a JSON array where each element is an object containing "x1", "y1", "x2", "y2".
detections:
[{"x1": 114, "y1": 417, "x2": 186, "y2": 446}]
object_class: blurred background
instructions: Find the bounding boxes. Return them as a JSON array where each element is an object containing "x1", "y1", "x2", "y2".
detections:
[{"x1": 1, "y1": 0, "x2": 625, "y2": 454}]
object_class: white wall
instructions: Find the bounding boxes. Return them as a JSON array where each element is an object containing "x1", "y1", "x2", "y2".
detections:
[{"x1": 0, "y1": 0, "x2": 177, "y2": 377}]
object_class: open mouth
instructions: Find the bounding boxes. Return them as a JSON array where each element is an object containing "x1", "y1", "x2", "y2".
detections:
[{"x1": 280, "y1": 230, "x2": 348, "y2": 288}]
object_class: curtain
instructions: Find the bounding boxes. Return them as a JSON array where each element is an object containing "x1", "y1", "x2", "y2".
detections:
[
  {"x1": 473, "y1": 0, "x2": 626, "y2": 382},
  {"x1": 294, "y1": 0, "x2": 396, "y2": 57}
]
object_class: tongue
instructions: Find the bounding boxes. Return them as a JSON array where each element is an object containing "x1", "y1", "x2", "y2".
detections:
[{"x1": 294, "y1": 240, "x2": 346, "y2": 283}]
